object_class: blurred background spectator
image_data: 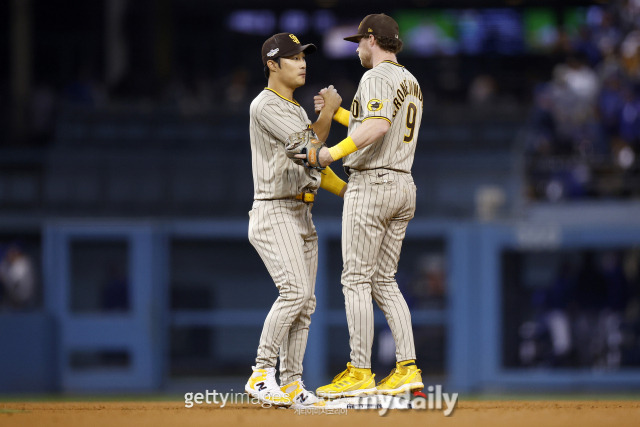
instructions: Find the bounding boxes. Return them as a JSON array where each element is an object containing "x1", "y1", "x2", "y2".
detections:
[{"x1": 0, "y1": 242, "x2": 37, "y2": 310}]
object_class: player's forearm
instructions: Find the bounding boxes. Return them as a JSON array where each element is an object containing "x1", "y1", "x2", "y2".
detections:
[
  {"x1": 321, "y1": 118, "x2": 390, "y2": 166},
  {"x1": 349, "y1": 118, "x2": 390, "y2": 150},
  {"x1": 310, "y1": 106, "x2": 335, "y2": 142}
]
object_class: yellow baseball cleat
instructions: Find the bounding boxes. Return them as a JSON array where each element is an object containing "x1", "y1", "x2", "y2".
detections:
[
  {"x1": 316, "y1": 362, "x2": 377, "y2": 398},
  {"x1": 375, "y1": 360, "x2": 424, "y2": 395}
]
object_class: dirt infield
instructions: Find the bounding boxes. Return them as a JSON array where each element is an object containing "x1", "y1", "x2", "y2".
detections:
[{"x1": 1, "y1": 401, "x2": 639, "y2": 427}]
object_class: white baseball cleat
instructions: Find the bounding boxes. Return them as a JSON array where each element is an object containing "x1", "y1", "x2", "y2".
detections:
[
  {"x1": 245, "y1": 366, "x2": 292, "y2": 407},
  {"x1": 281, "y1": 379, "x2": 321, "y2": 408}
]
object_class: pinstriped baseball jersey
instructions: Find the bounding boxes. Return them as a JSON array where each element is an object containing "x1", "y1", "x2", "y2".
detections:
[
  {"x1": 249, "y1": 86, "x2": 319, "y2": 385},
  {"x1": 339, "y1": 59, "x2": 422, "y2": 369},
  {"x1": 250, "y1": 88, "x2": 321, "y2": 199},
  {"x1": 344, "y1": 61, "x2": 423, "y2": 173}
]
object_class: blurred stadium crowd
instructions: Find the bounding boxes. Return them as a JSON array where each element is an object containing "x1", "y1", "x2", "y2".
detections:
[{"x1": 526, "y1": 0, "x2": 640, "y2": 201}]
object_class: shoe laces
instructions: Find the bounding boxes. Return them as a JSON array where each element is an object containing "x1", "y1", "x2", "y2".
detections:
[
  {"x1": 379, "y1": 364, "x2": 421, "y2": 386},
  {"x1": 378, "y1": 367, "x2": 397, "y2": 385},
  {"x1": 331, "y1": 367, "x2": 350, "y2": 383}
]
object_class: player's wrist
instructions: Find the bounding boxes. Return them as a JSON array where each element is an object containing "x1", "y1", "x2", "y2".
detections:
[
  {"x1": 319, "y1": 146, "x2": 335, "y2": 167},
  {"x1": 328, "y1": 136, "x2": 358, "y2": 161},
  {"x1": 333, "y1": 107, "x2": 350, "y2": 127}
]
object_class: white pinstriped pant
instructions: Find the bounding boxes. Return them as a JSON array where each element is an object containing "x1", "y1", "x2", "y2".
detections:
[
  {"x1": 341, "y1": 169, "x2": 417, "y2": 369},
  {"x1": 248, "y1": 199, "x2": 318, "y2": 385}
]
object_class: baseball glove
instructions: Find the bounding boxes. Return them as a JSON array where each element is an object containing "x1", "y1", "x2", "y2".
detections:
[{"x1": 285, "y1": 129, "x2": 326, "y2": 170}]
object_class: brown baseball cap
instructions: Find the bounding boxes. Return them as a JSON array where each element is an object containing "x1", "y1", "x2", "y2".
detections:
[
  {"x1": 344, "y1": 13, "x2": 400, "y2": 43},
  {"x1": 261, "y1": 33, "x2": 317, "y2": 65}
]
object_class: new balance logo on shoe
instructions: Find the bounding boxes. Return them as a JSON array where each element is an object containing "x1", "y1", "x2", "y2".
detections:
[
  {"x1": 246, "y1": 367, "x2": 294, "y2": 407},
  {"x1": 297, "y1": 393, "x2": 308, "y2": 403}
]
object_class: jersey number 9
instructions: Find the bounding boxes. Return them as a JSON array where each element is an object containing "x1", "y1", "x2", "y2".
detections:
[{"x1": 403, "y1": 103, "x2": 417, "y2": 143}]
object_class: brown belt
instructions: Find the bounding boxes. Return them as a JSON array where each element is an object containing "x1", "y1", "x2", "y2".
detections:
[{"x1": 257, "y1": 192, "x2": 315, "y2": 203}]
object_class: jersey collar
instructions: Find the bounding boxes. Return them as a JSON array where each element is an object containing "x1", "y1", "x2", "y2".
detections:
[
  {"x1": 264, "y1": 87, "x2": 300, "y2": 106},
  {"x1": 381, "y1": 60, "x2": 404, "y2": 68}
]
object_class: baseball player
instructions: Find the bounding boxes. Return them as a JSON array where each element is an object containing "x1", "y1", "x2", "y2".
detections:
[
  {"x1": 298, "y1": 14, "x2": 424, "y2": 397},
  {"x1": 244, "y1": 32, "x2": 345, "y2": 408}
]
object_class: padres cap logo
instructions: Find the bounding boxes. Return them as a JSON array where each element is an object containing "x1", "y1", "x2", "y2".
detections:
[
  {"x1": 367, "y1": 99, "x2": 383, "y2": 112},
  {"x1": 289, "y1": 34, "x2": 300, "y2": 44}
]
